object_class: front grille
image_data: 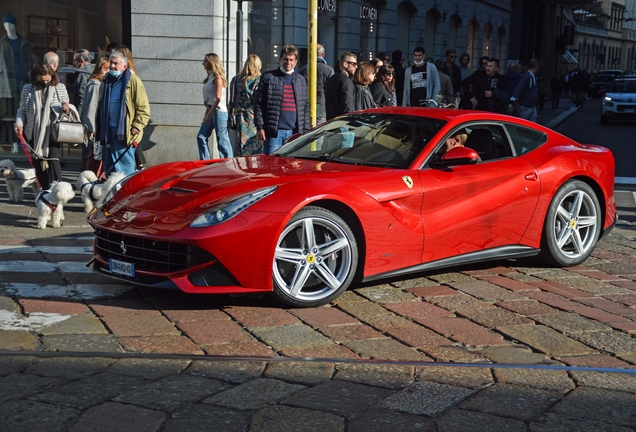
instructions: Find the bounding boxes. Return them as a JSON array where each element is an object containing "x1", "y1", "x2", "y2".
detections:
[
  {"x1": 617, "y1": 104, "x2": 636, "y2": 112},
  {"x1": 94, "y1": 228, "x2": 215, "y2": 272}
]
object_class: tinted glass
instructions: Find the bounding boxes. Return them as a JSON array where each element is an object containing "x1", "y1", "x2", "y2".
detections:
[
  {"x1": 276, "y1": 113, "x2": 446, "y2": 168},
  {"x1": 506, "y1": 123, "x2": 548, "y2": 155}
]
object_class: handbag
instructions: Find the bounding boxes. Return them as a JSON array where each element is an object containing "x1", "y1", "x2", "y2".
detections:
[
  {"x1": 50, "y1": 120, "x2": 86, "y2": 144},
  {"x1": 228, "y1": 77, "x2": 238, "y2": 130}
]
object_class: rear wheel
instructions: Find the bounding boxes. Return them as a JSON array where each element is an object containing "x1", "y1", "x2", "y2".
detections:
[
  {"x1": 539, "y1": 180, "x2": 601, "y2": 266},
  {"x1": 273, "y1": 207, "x2": 358, "y2": 307}
]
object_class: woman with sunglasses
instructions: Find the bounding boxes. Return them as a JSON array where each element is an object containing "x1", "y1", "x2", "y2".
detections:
[{"x1": 370, "y1": 64, "x2": 396, "y2": 106}]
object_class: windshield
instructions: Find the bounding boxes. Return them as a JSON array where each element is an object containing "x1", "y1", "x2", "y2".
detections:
[
  {"x1": 608, "y1": 80, "x2": 636, "y2": 93},
  {"x1": 274, "y1": 113, "x2": 446, "y2": 168}
]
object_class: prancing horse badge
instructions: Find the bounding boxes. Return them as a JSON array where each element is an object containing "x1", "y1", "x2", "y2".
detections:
[{"x1": 402, "y1": 176, "x2": 413, "y2": 189}]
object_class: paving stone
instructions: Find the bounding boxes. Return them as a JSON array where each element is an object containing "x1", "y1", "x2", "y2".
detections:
[
  {"x1": 572, "y1": 305, "x2": 631, "y2": 323},
  {"x1": 448, "y1": 280, "x2": 528, "y2": 302},
  {"x1": 19, "y1": 298, "x2": 90, "y2": 315},
  {"x1": 358, "y1": 312, "x2": 416, "y2": 331},
  {"x1": 608, "y1": 321, "x2": 636, "y2": 333},
  {"x1": 478, "y1": 345, "x2": 559, "y2": 365},
  {"x1": 380, "y1": 381, "x2": 475, "y2": 416},
  {"x1": 101, "y1": 313, "x2": 179, "y2": 337},
  {"x1": 117, "y1": 335, "x2": 203, "y2": 355},
  {"x1": 385, "y1": 323, "x2": 457, "y2": 348},
  {"x1": 250, "y1": 405, "x2": 344, "y2": 432},
  {"x1": 529, "y1": 412, "x2": 633, "y2": 432},
  {"x1": 177, "y1": 320, "x2": 254, "y2": 345},
  {"x1": 477, "y1": 275, "x2": 540, "y2": 292},
  {"x1": 458, "y1": 383, "x2": 561, "y2": 421},
  {"x1": 420, "y1": 346, "x2": 491, "y2": 363},
  {"x1": 572, "y1": 331, "x2": 636, "y2": 356},
  {"x1": 602, "y1": 293, "x2": 636, "y2": 307},
  {"x1": 461, "y1": 307, "x2": 533, "y2": 328},
  {"x1": 496, "y1": 300, "x2": 561, "y2": 316},
  {"x1": 114, "y1": 374, "x2": 232, "y2": 411},
  {"x1": 384, "y1": 301, "x2": 455, "y2": 320},
  {"x1": 0, "y1": 355, "x2": 36, "y2": 376},
  {"x1": 289, "y1": 306, "x2": 359, "y2": 326},
  {"x1": 283, "y1": 380, "x2": 393, "y2": 417},
  {"x1": 531, "y1": 313, "x2": 612, "y2": 334},
  {"x1": 224, "y1": 306, "x2": 301, "y2": 327},
  {"x1": 39, "y1": 313, "x2": 109, "y2": 335},
  {"x1": 426, "y1": 293, "x2": 496, "y2": 315},
  {"x1": 353, "y1": 284, "x2": 419, "y2": 303},
  {"x1": 69, "y1": 402, "x2": 165, "y2": 432},
  {"x1": 343, "y1": 338, "x2": 431, "y2": 361},
  {"x1": 330, "y1": 290, "x2": 366, "y2": 303},
  {"x1": 318, "y1": 324, "x2": 385, "y2": 342},
  {"x1": 0, "y1": 329, "x2": 39, "y2": 349},
  {"x1": 0, "y1": 373, "x2": 60, "y2": 402},
  {"x1": 334, "y1": 363, "x2": 414, "y2": 389},
  {"x1": 0, "y1": 399, "x2": 80, "y2": 432},
  {"x1": 26, "y1": 357, "x2": 114, "y2": 380},
  {"x1": 187, "y1": 360, "x2": 266, "y2": 384},
  {"x1": 406, "y1": 286, "x2": 459, "y2": 297},
  {"x1": 31, "y1": 373, "x2": 149, "y2": 410},
  {"x1": 0, "y1": 295, "x2": 21, "y2": 313},
  {"x1": 493, "y1": 368, "x2": 574, "y2": 393},
  {"x1": 279, "y1": 345, "x2": 361, "y2": 359},
  {"x1": 418, "y1": 317, "x2": 506, "y2": 347},
  {"x1": 574, "y1": 297, "x2": 636, "y2": 316},
  {"x1": 108, "y1": 358, "x2": 192, "y2": 381},
  {"x1": 88, "y1": 298, "x2": 158, "y2": 316},
  {"x1": 498, "y1": 324, "x2": 594, "y2": 356},
  {"x1": 161, "y1": 308, "x2": 231, "y2": 323},
  {"x1": 205, "y1": 378, "x2": 305, "y2": 410},
  {"x1": 41, "y1": 334, "x2": 124, "y2": 352},
  {"x1": 550, "y1": 386, "x2": 636, "y2": 427},
  {"x1": 248, "y1": 324, "x2": 335, "y2": 350},
  {"x1": 621, "y1": 352, "x2": 636, "y2": 364},
  {"x1": 335, "y1": 301, "x2": 393, "y2": 321},
  {"x1": 569, "y1": 370, "x2": 636, "y2": 393},
  {"x1": 415, "y1": 366, "x2": 493, "y2": 389},
  {"x1": 523, "y1": 290, "x2": 580, "y2": 311},
  {"x1": 163, "y1": 404, "x2": 250, "y2": 432},
  {"x1": 559, "y1": 354, "x2": 633, "y2": 369},
  {"x1": 348, "y1": 408, "x2": 435, "y2": 432},
  {"x1": 203, "y1": 341, "x2": 276, "y2": 356},
  {"x1": 437, "y1": 408, "x2": 528, "y2": 432},
  {"x1": 263, "y1": 361, "x2": 334, "y2": 385},
  {"x1": 391, "y1": 277, "x2": 441, "y2": 289},
  {"x1": 427, "y1": 272, "x2": 475, "y2": 283}
]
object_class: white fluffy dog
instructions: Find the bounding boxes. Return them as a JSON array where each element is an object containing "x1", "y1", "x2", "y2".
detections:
[
  {"x1": 76, "y1": 170, "x2": 126, "y2": 213},
  {"x1": 0, "y1": 159, "x2": 40, "y2": 202},
  {"x1": 35, "y1": 181, "x2": 75, "y2": 229}
]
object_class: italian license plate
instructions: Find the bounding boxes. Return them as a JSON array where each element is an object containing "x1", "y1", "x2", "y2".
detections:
[
  {"x1": 624, "y1": 108, "x2": 635, "y2": 113},
  {"x1": 110, "y1": 258, "x2": 135, "y2": 277}
]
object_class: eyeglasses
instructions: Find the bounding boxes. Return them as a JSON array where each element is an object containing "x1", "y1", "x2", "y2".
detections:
[
  {"x1": 384, "y1": 72, "x2": 394, "y2": 76},
  {"x1": 448, "y1": 55, "x2": 456, "y2": 59},
  {"x1": 346, "y1": 60, "x2": 357, "y2": 66},
  {"x1": 481, "y1": 62, "x2": 488, "y2": 66}
]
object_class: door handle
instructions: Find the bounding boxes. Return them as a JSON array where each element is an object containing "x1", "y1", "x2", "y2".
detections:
[{"x1": 524, "y1": 172, "x2": 539, "y2": 181}]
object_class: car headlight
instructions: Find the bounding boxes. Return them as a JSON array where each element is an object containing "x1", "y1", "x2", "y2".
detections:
[
  {"x1": 604, "y1": 96, "x2": 612, "y2": 102},
  {"x1": 95, "y1": 173, "x2": 134, "y2": 209},
  {"x1": 190, "y1": 186, "x2": 277, "y2": 228}
]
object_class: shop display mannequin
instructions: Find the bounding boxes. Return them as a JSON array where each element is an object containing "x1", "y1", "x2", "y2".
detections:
[{"x1": 0, "y1": 13, "x2": 36, "y2": 151}]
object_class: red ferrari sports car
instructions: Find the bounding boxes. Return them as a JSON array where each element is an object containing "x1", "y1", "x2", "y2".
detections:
[{"x1": 88, "y1": 107, "x2": 616, "y2": 307}]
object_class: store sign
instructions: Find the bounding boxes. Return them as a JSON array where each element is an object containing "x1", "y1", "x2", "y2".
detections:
[
  {"x1": 360, "y1": 5, "x2": 377, "y2": 21},
  {"x1": 318, "y1": 0, "x2": 336, "y2": 13}
]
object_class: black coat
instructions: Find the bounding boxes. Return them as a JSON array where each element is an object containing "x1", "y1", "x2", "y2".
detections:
[
  {"x1": 299, "y1": 58, "x2": 335, "y2": 121},
  {"x1": 324, "y1": 70, "x2": 355, "y2": 120},
  {"x1": 369, "y1": 82, "x2": 395, "y2": 107},
  {"x1": 461, "y1": 70, "x2": 509, "y2": 113},
  {"x1": 254, "y1": 68, "x2": 310, "y2": 138}
]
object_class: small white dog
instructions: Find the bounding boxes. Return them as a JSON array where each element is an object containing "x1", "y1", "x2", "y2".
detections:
[
  {"x1": 0, "y1": 159, "x2": 40, "y2": 202},
  {"x1": 76, "y1": 170, "x2": 126, "y2": 213},
  {"x1": 35, "y1": 181, "x2": 75, "y2": 229}
]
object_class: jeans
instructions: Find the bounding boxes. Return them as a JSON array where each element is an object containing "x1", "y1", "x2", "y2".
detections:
[
  {"x1": 197, "y1": 109, "x2": 233, "y2": 160},
  {"x1": 517, "y1": 105, "x2": 538, "y2": 123},
  {"x1": 264, "y1": 129, "x2": 293, "y2": 155},
  {"x1": 103, "y1": 139, "x2": 136, "y2": 177}
]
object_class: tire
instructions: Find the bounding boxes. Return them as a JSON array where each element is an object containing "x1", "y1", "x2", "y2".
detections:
[
  {"x1": 539, "y1": 180, "x2": 601, "y2": 267},
  {"x1": 273, "y1": 206, "x2": 358, "y2": 307}
]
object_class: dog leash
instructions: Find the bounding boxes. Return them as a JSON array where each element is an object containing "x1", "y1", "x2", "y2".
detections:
[{"x1": 16, "y1": 130, "x2": 42, "y2": 189}]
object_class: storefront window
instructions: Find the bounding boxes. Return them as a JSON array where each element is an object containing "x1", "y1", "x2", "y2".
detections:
[{"x1": 248, "y1": 1, "x2": 282, "y2": 70}]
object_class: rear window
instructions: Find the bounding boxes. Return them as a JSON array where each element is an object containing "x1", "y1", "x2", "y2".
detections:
[{"x1": 506, "y1": 123, "x2": 548, "y2": 155}]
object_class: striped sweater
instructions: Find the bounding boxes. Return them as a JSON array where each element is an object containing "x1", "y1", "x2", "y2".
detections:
[{"x1": 15, "y1": 83, "x2": 69, "y2": 142}]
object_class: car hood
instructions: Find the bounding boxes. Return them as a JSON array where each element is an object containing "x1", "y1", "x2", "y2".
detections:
[{"x1": 112, "y1": 155, "x2": 393, "y2": 215}]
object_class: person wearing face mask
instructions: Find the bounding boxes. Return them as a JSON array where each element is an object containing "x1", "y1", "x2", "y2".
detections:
[
  {"x1": 98, "y1": 51, "x2": 150, "y2": 177},
  {"x1": 80, "y1": 57, "x2": 109, "y2": 175},
  {"x1": 402, "y1": 46, "x2": 440, "y2": 107},
  {"x1": 14, "y1": 63, "x2": 70, "y2": 189},
  {"x1": 254, "y1": 44, "x2": 309, "y2": 155}
]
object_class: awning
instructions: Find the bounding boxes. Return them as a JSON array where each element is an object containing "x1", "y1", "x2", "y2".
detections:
[{"x1": 563, "y1": 50, "x2": 579, "y2": 64}]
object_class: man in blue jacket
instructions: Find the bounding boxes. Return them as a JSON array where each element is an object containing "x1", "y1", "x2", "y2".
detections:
[
  {"x1": 509, "y1": 59, "x2": 540, "y2": 122},
  {"x1": 254, "y1": 44, "x2": 310, "y2": 154}
]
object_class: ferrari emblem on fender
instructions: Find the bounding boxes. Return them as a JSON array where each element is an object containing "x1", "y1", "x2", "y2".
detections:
[{"x1": 402, "y1": 176, "x2": 413, "y2": 189}]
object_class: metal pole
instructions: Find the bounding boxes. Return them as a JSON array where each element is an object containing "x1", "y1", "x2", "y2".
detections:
[
  {"x1": 308, "y1": 0, "x2": 318, "y2": 127},
  {"x1": 237, "y1": 1, "x2": 244, "y2": 75}
]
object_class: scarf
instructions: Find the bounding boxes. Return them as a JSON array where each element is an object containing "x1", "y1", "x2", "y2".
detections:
[
  {"x1": 99, "y1": 68, "x2": 131, "y2": 144},
  {"x1": 32, "y1": 84, "x2": 54, "y2": 159}
]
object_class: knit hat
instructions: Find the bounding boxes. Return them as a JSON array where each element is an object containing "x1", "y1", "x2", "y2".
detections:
[{"x1": 3, "y1": 13, "x2": 17, "y2": 26}]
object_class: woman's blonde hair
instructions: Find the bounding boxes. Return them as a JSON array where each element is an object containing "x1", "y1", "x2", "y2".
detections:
[
  {"x1": 115, "y1": 45, "x2": 136, "y2": 74},
  {"x1": 203, "y1": 53, "x2": 227, "y2": 88},
  {"x1": 238, "y1": 54, "x2": 262, "y2": 82},
  {"x1": 88, "y1": 57, "x2": 109, "y2": 82}
]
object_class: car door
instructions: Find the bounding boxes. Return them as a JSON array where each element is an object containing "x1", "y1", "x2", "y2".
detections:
[{"x1": 419, "y1": 123, "x2": 541, "y2": 263}]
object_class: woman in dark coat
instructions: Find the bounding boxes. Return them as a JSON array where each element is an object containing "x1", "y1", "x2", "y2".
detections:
[
  {"x1": 353, "y1": 62, "x2": 376, "y2": 110},
  {"x1": 370, "y1": 64, "x2": 396, "y2": 107}
]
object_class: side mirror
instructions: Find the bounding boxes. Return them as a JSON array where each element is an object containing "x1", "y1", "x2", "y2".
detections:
[{"x1": 432, "y1": 146, "x2": 479, "y2": 167}]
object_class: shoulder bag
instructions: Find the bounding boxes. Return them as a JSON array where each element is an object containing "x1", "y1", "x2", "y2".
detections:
[
  {"x1": 50, "y1": 87, "x2": 86, "y2": 144},
  {"x1": 228, "y1": 78, "x2": 238, "y2": 130}
]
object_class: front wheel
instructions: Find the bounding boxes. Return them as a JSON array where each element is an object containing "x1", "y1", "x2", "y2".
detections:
[
  {"x1": 273, "y1": 207, "x2": 358, "y2": 307},
  {"x1": 539, "y1": 180, "x2": 601, "y2": 266}
]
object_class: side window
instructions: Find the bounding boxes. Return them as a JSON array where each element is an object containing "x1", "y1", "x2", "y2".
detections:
[
  {"x1": 462, "y1": 125, "x2": 513, "y2": 161},
  {"x1": 506, "y1": 123, "x2": 548, "y2": 155}
]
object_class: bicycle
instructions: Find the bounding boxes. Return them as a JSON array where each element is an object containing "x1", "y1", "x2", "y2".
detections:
[{"x1": 417, "y1": 95, "x2": 461, "y2": 109}]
